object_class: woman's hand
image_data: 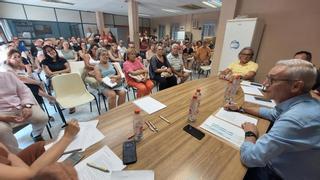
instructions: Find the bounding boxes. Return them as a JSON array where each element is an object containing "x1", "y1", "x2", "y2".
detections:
[{"x1": 63, "y1": 119, "x2": 80, "y2": 141}]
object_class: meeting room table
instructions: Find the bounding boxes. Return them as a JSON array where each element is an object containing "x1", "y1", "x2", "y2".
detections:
[{"x1": 83, "y1": 76, "x2": 270, "y2": 180}]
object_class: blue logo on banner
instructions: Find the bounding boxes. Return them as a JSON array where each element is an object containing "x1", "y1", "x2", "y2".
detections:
[{"x1": 230, "y1": 40, "x2": 240, "y2": 49}]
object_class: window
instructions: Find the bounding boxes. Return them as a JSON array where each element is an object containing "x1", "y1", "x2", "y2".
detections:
[
  {"x1": 158, "y1": 25, "x2": 165, "y2": 40},
  {"x1": 202, "y1": 23, "x2": 215, "y2": 38},
  {"x1": 170, "y1": 23, "x2": 180, "y2": 40}
]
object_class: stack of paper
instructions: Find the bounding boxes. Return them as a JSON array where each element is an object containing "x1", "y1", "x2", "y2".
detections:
[
  {"x1": 200, "y1": 108, "x2": 258, "y2": 148},
  {"x1": 241, "y1": 80, "x2": 263, "y2": 89},
  {"x1": 102, "y1": 76, "x2": 117, "y2": 88},
  {"x1": 75, "y1": 146, "x2": 126, "y2": 180},
  {"x1": 241, "y1": 85, "x2": 264, "y2": 96},
  {"x1": 133, "y1": 96, "x2": 167, "y2": 114},
  {"x1": 45, "y1": 120, "x2": 105, "y2": 161},
  {"x1": 244, "y1": 94, "x2": 276, "y2": 108}
]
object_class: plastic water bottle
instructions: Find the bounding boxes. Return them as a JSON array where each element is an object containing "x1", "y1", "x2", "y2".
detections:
[
  {"x1": 230, "y1": 75, "x2": 241, "y2": 99},
  {"x1": 133, "y1": 109, "x2": 143, "y2": 142},
  {"x1": 196, "y1": 88, "x2": 201, "y2": 107},
  {"x1": 188, "y1": 95, "x2": 199, "y2": 122},
  {"x1": 224, "y1": 81, "x2": 233, "y2": 103}
]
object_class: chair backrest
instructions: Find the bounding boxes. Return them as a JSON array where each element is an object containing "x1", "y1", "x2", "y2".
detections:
[
  {"x1": 51, "y1": 73, "x2": 89, "y2": 99},
  {"x1": 112, "y1": 62, "x2": 125, "y2": 79},
  {"x1": 69, "y1": 61, "x2": 85, "y2": 76}
]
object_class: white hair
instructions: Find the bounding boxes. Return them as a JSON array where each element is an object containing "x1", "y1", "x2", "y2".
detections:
[
  {"x1": 171, "y1": 43, "x2": 179, "y2": 49},
  {"x1": 276, "y1": 59, "x2": 317, "y2": 92}
]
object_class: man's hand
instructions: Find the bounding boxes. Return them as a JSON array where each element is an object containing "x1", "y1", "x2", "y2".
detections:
[
  {"x1": 241, "y1": 122, "x2": 259, "y2": 136},
  {"x1": 63, "y1": 119, "x2": 80, "y2": 141},
  {"x1": 224, "y1": 102, "x2": 240, "y2": 111},
  {"x1": 14, "y1": 108, "x2": 32, "y2": 123}
]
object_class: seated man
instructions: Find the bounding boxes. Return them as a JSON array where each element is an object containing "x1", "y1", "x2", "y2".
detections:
[
  {"x1": 219, "y1": 47, "x2": 258, "y2": 81},
  {"x1": 294, "y1": 50, "x2": 320, "y2": 92},
  {"x1": 167, "y1": 43, "x2": 190, "y2": 83},
  {"x1": 0, "y1": 72, "x2": 48, "y2": 153},
  {"x1": 225, "y1": 59, "x2": 320, "y2": 179},
  {"x1": 195, "y1": 40, "x2": 211, "y2": 66}
]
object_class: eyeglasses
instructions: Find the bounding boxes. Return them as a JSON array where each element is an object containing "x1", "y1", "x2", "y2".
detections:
[
  {"x1": 265, "y1": 75, "x2": 298, "y2": 86},
  {"x1": 157, "y1": 49, "x2": 163, "y2": 50},
  {"x1": 240, "y1": 53, "x2": 253, "y2": 56}
]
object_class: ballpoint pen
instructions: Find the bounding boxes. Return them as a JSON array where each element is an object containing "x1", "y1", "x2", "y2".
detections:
[
  {"x1": 62, "y1": 148, "x2": 82, "y2": 155},
  {"x1": 148, "y1": 121, "x2": 159, "y2": 132},
  {"x1": 159, "y1": 115, "x2": 170, "y2": 124},
  {"x1": 145, "y1": 121, "x2": 155, "y2": 132},
  {"x1": 86, "y1": 162, "x2": 109, "y2": 172}
]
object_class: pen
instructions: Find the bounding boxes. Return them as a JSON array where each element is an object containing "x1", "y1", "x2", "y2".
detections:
[
  {"x1": 62, "y1": 148, "x2": 82, "y2": 155},
  {"x1": 86, "y1": 162, "x2": 109, "y2": 172},
  {"x1": 145, "y1": 121, "x2": 155, "y2": 132},
  {"x1": 159, "y1": 115, "x2": 170, "y2": 124},
  {"x1": 148, "y1": 121, "x2": 159, "y2": 132}
]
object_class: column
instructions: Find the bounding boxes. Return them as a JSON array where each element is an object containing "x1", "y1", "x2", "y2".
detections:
[
  {"x1": 211, "y1": 0, "x2": 238, "y2": 76},
  {"x1": 128, "y1": 0, "x2": 140, "y2": 49},
  {"x1": 96, "y1": 11, "x2": 105, "y2": 35}
]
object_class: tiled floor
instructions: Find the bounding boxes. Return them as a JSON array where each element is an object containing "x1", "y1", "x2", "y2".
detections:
[{"x1": 15, "y1": 69, "x2": 210, "y2": 149}]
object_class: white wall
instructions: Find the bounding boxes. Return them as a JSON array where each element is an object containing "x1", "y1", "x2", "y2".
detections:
[
  {"x1": 55, "y1": 9, "x2": 81, "y2": 23},
  {"x1": 0, "y1": 2, "x2": 26, "y2": 20},
  {"x1": 24, "y1": 5, "x2": 56, "y2": 21}
]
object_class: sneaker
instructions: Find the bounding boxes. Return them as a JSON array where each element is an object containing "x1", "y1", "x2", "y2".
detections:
[{"x1": 30, "y1": 133, "x2": 44, "y2": 142}]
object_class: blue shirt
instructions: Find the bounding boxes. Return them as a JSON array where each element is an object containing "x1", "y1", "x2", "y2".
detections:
[{"x1": 240, "y1": 93, "x2": 320, "y2": 180}]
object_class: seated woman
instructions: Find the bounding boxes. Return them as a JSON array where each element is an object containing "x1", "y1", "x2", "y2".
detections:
[
  {"x1": 41, "y1": 45, "x2": 74, "y2": 113},
  {"x1": 149, "y1": 45, "x2": 177, "y2": 91},
  {"x1": 219, "y1": 47, "x2": 258, "y2": 81},
  {"x1": 82, "y1": 44, "x2": 100, "y2": 89},
  {"x1": 5, "y1": 49, "x2": 55, "y2": 104},
  {"x1": 108, "y1": 43, "x2": 123, "y2": 65},
  {"x1": 60, "y1": 41, "x2": 78, "y2": 61},
  {"x1": 123, "y1": 48, "x2": 154, "y2": 98},
  {"x1": 0, "y1": 120, "x2": 79, "y2": 180},
  {"x1": 145, "y1": 43, "x2": 157, "y2": 66},
  {"x1": 94, "y1": 49, "x2": 126, "y2": 110}
]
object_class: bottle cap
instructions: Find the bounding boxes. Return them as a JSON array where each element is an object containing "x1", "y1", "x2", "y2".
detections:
[
  {"x1": 134, "y1": 109, "x2": 141, "y2": 114},
  {"x1": 196, "y1": 88, "x2": 201, "y2": 92}
]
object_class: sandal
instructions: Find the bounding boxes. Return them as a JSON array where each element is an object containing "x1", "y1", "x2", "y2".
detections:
[{"x1": 69, "y1": 107, "x2": 76, "y2": 114}]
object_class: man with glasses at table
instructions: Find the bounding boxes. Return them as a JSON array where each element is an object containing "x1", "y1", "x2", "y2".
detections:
[
  {"x1": 219, "y1": 47, "x2": 258, "y2": 81},
  {"x1": 225, "y1": 59, "x2": 320, "y2": 180}
]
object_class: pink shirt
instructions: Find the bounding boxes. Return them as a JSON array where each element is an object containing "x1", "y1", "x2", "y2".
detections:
[
  {"x1": 0, "y1": 72, "x2": 35, "y2": 112},
  {"x1": 123, "y1": 59, "x2": 144, "y2": 81}
]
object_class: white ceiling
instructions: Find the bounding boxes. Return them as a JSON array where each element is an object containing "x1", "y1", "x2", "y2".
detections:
[{"x1": 2, "y1": 0, "x2": 219, "y2": 18}]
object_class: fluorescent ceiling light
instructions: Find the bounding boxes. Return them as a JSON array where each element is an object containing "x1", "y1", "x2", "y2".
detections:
[
  {"x1": 161, "y1": 9, "x2": 181, "y2": 13},
  {"x1": 139, "y1": 13, "x2": 151, "y2": 17},
  {"x1": 202, "y1": 0, "x2": 222, "y2": 8}
]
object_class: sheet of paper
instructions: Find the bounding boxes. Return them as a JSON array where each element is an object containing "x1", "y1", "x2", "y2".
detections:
[
  {"x1": 200, "y1": 115, "x2": 245, "y2": 148},
  {"x1": 45, "y1": 120, "x2": 105, "y2": 161},
  {"x1": 133, "y1": 96, "x2": 167, "y2": 114},
  {"x1": 241, "y1": 85, "x2": 264, "y2": 96},
  {"x1": 244, "y1": 94, "x2": 276, "y2": 108},
  {"x1": 215, "y1": 108, "x2": 258, "y2": 127},
  {"x1": 110, "y1": 170, "x2": 154, "y2": 180},
  {"x1": 102, "y1": 76, "x2": 117, "y2": 88},
  {"x1": 240, "y1": 80, "x2": 263, "y2": 89},
  {"x1": 75, "y1": 146, "x2": 126, "y2": 180}
]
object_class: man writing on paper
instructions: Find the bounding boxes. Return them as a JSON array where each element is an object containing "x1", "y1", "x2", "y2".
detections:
[{"x1": 225, "y1": 59, "x2": 320, "y2": 179}]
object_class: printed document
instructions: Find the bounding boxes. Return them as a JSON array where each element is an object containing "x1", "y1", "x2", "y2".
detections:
[
  {"x1": 215, "y1": 108, "x2": 258, "y2": 127},
  {"x1": 133, "y1": 96, "x2": 167, "y2": 114},
  {"x1": 241, "y1": 85, "x2": 263, "y2": 96},
  {"x1": 244, "y1": 94, "x2": 276, "y2": 108},
  {"x1": 102, "y1": 76, "x2": 117, "y2": 88}
]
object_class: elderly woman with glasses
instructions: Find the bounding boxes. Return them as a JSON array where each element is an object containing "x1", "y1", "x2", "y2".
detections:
[
  {"x1": 219, "y1": 47, "x2": 258, "y2": 81},
  {"x1": 149, "y1": 45, "x2": 177, "y2": 90}
]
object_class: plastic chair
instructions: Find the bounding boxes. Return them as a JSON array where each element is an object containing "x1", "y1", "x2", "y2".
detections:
[
  {"x1": 52, "y1": 73, "x2": 100, "y2": 125},
  {"x1": 69, "y1": 61, "x2": 85, "y2": 77}
]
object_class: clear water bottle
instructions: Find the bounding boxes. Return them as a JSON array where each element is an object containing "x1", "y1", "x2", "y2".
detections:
[
  {"x1": 196, "y1": 88, "x2": 201, "y2": 108},
  {"x1": 230, "y1": 75, "x2": 241, "y2": 98},
  {"x1": 224, "y1": 81, "x2": 233, "y2": 103},
  {"x1": 133, "y1": 109, "x2": 143, "y2": 142},
  {"x1": 188, "y1": 95, "x2": 199, "y2": 122}
]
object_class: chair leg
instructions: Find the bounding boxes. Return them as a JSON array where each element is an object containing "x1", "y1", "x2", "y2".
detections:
[
  {"x1": 132, "y1": 88, "x2": 136, "y2": 99},
  {"x1": 93, "y1": 94, "x2": 101, "y2": 115},
  {"x1": 126, "y1": 90, "x2": 130, "y2": 101},
  {"x1": 89, "y1": 102, "x2": 93, "y2": 112},
  {"x1": 55, "y1": 103, "x2": 67, "y2": 127},
  {"x1": 102, "y1": 95, "x2": 107, "y2": 112},
  {"x1": 46, "y1": 124, "x2": 52, "y2": 139}
]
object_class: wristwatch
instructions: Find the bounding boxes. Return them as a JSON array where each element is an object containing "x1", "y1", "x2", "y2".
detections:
[
  {"x1": 24, "y1": 104, "x2": 33, "y2": 108},
  {"x1": 239, "y1": 106, "x2": 245, "y2": 113},
  {"x1": 245, "y1": 131, "x2": 258, "y2": 139}
]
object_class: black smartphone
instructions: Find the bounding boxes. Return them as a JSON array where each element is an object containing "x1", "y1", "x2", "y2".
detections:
[
  {"x1": 63, "y1": 151, "x2": 84, "y2": 166},
  {"x1": 183, "y1": 124, "x2": 205, "y2": 140},
  {"x1": 254, "y1": 96, "x2": 272, "y2": 102},
  {"x1": 123, "y1": 141, "x2": 137, "y2": 165}
]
